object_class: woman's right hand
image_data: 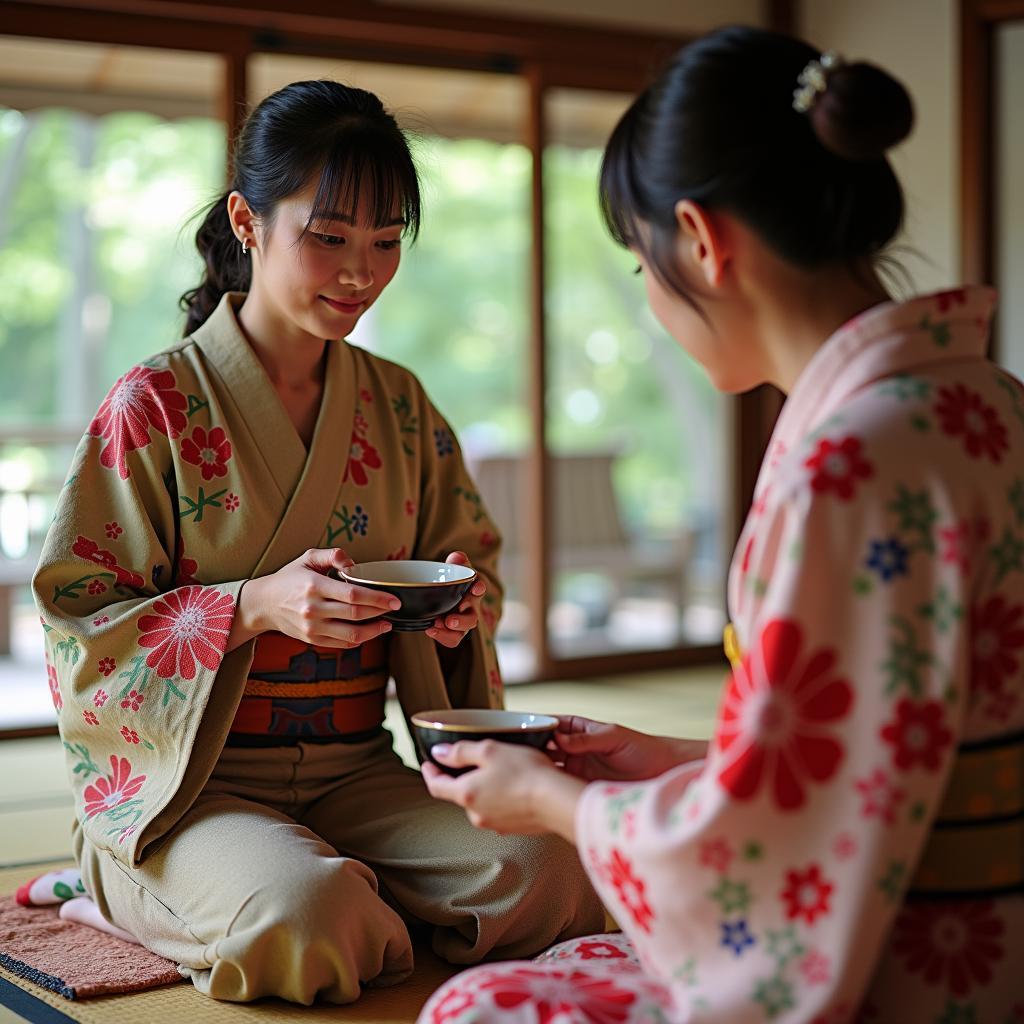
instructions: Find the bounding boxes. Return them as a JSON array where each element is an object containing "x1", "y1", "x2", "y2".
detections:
[
  {"x1": 552, "y1": 715, "x2": 709, "y2": 783},
  {"x1": 232, "y1": 547, "x2": 399, "y2": 650}
]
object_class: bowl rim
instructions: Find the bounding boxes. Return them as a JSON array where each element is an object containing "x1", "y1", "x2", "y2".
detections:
[
  {"x1": 342, "y1": 560, "x2": 477, "y2": 589},
  {"x1": 410, "y1": 709, "x2": 558, "y2": 734}
]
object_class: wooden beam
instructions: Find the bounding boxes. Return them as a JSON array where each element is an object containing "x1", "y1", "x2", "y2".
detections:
[
  {"x1": 1, "y1": 0, "x2": 688, "y2": 89},
  {"x1": 960, "y1": 0, "x2": 994, "y2": 286},
  {"x1": 524, "y1": 62, "x2": 552, "y2": 677}
]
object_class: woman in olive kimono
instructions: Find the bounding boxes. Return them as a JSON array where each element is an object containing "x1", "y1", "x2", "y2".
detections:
[
  {"x1": 32, "y1": 80, "x2": 603, "y2": 1005},
  {"x1": 417, "y1": 28, "x2": 1023, "y2": 1024}
]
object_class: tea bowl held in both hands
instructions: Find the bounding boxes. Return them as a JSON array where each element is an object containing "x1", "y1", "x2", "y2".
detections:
[
  {"x1": 411, "y1": 709, "x2": 559, "y2": 777},
  {"x1": 341, "y1": 559, "x2": 477, "y2": 632}
]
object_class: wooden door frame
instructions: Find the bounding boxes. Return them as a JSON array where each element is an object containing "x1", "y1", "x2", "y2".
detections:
[{"x1": 960, "y1": 0, "x2": 1024, "y2": 291}]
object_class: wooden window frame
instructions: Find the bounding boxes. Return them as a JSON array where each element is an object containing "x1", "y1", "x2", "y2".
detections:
[{"x1": 0, "y1": 0, "x2": 791, "y2": 701}]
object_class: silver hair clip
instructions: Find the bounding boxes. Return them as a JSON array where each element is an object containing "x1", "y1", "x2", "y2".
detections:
[{"x1": 793, "y1": 50, "x2": 844, "y2": 113}]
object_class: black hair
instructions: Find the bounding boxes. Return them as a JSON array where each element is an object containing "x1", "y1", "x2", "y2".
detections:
[
  {"x1": 599, "y1": 26, "x2": 915, "y2": 301},
  {"x1": 181, "y1": 79, "x2": 421, "y2": 335}
]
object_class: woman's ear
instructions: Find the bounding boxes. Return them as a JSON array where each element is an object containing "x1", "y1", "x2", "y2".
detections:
[
  {"x1": 674, "y1": 200, "x2": 730, "y2": 288},
  {"x1": 226, "y1": 191, "x2": 257, "y2": 249}
]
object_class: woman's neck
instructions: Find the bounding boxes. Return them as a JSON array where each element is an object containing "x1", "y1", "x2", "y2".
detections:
[
  {"x1": 237, "y1": 288, "x2": 327, "y2": 390},
  {"x1": 756, "y1": 264, "x2": 892, "y2": 394}
]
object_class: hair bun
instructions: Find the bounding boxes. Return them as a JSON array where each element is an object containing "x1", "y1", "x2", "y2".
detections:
[{"x1": 810, "y1": 61, "x2": 914, "y2": 161}]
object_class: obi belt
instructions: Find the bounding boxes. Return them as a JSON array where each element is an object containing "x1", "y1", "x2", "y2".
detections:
[{"x1": 226, "y1": 632, "x2": 389, "y2": 746}]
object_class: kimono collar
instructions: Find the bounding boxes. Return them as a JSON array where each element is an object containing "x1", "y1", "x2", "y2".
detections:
[
  {"x1": 771, "y1": 286, "x2": 998, "y2": 452},
  {"x1": 189, "y1": 291, "x2": 357, "y2": 511}
]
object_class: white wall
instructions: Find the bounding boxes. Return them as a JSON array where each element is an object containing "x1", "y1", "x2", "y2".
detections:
[
  {"x1": 381, "y1": 0, "x2": 764, "y2": 34},
  {"x1": 799, "y1": 0, "x2": 959, "y2": 293}
]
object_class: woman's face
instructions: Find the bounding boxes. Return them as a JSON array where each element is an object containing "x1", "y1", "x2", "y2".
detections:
[{"x1": 252, "y1": 178, "x2": 404, "y2": 341}]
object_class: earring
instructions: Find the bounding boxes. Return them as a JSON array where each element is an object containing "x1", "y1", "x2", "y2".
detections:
[{"x1": 241, "y1": 237, "x2": 250, "y2": 256}]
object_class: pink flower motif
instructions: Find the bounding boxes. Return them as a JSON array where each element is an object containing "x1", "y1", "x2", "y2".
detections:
[
  {"x1": 800, "y1": 950, "x2": 832, "y2": 986},
  {"x1": 119, "y1": 689, "x2": 144, "y2": 712},
  {"x1": 93, "y1": 615, "x2": 110, "y2": 626},
  {"x1": 87, "y1": 579, "x2": 107, "y2": 595},
  {"x1": 716, "y1": 619, "x2": 853, "y2": 810},
  {"x1": 120, "y1": 726, "x2": 140, "y2": 744},
  {"x1": 477, "y1": 967, "x2": 637, "y2": 1024},
  {"x1": 480, "y1": 530, "x2": 498, "y2": 549},
  {"x1": 82, "y1": 709, "x2": 99, "y2": 726},
  {"x1": 781, "y1": 863, "x2": 834, "y2": 925},
  {"x1": 173, "y1": 536, "x2": 200, "y2": 587},
  {"x1": 386, "y1": 546, "x2": 409, "y2": 561},
  {"x1": 98, "y1": 657, "x2": 116, "y2": 677},
  {"x1": 89, "y1": 365, "x2": 187, "y2": 479},
  {"x1": 47, "y1": 663, "x2": 62, "y2": 711},
  {"x1": 698, "y1": 837, "x2": 734, "y2": 873},
  {"x1": 891, "y1": 900, "x2": 1006, "y2": 997},
  {"x1": 117, "y1": 825, "x2": 137, "y2": 846},
  {"x1": 354, "y1": 413, "x2": 370, "y2": 435},
  {"x1": 431, "y1": 986, "x2": 476, "y2": 1024},
  {"x1": 939, "y1": 520, "x2": 972, "y2": 575},
  {"x1": 405, "y1": 499, "x2": 416, "y2": 516},
  {"x1": 345, "y1": 434, "x2": 382, "y2": 487},
  {"x1": 224, "y1": 492, "x2": 240, "y2": 512},
  {"x1": 359, "y1": 387, "x2": 373, "y2": 404},
  {"x1": 72, "y1": 535, "x2": 144, "y2": 589},
  {"x1": 104, "y1": 521, "x2": 123, "y2": 540},
  {"x1": 970, "y1": 594, "x2": 1024, "y2": 697},
  {"x1": 804, "y1": 436, "x2": 874, "y2": 501},
  {"x1": 934, "y1": 384, "x2": 1008, "y2": 463},
  {"x1": 136, "y1": 586, "x2": 234, "y2": 680},
  {"x1": 934, "y1": 288, "x2": 968, "y2": 313},
  {"x1": 881, "y1": 700, "x2": 954, "y2": 773},
  {"x1": 93, "y1": 689, "x2": 109, "y2": 707},
  {"x1": 573, "y1": 940, "x2": 629, "y2": 960},
  {"x1": 82, "y1": 755, "x2": 146, "y2": 817},
  {"x1": 855, "y1": 768, "x2": 906, "y2": 824},
  {"x1": 180, "y1": 424, "x2": 232, "y2": 481},
  {"x1": 604, "y1": 848, "x2": 654, "y2": 933},
  {"x1": 832, "y1": 832, "x2": 857, "y2": 861}
]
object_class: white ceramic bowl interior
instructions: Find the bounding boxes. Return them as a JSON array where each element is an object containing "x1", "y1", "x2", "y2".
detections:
[
  {"x1": 343, "y1": 560, "x2": 476, "y2": 587},
  {"x1": 411, "y1": 709, "x2": 558, "y2": 733}
]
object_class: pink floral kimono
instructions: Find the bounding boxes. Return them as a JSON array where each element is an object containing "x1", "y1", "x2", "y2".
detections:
[{"x1": 419, "y1": 287, "x2": 1024, "y2": 1023}]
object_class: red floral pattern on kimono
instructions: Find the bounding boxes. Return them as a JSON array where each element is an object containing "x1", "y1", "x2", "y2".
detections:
[
  {"x1": 89, "y1": 365, "x2": 188, "y2": 479},
  {"x1": 36, "y1": 292, "x2": 504, "y2": 869},
  {"x1": 417, "y1": 288, "x2": 1024, "y2": 1023}
]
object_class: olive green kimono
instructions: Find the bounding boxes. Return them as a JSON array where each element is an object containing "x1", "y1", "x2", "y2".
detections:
[{"x1": 33, "y1": 293, "x2": 603, "y2": 1004}]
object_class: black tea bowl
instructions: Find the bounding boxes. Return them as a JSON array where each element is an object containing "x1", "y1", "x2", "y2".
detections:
[
  {"x1": 341, "y1": 560, "x2": 477, "y2": 631},
  {"x1": 411, "y1": 709, "x2": 559, "y2": 777}
]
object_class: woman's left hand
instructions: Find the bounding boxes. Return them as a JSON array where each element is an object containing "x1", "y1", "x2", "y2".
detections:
[
  {"x1": 422, "y1": 740, "x2": 586, "y2": 842},
  {"x1": 426, "y1": 551, "x2": 487, "y2": 648}
]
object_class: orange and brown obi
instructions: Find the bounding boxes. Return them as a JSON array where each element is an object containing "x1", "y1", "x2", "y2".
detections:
[{"x1": 227, "y1": 632, "x2": 389, "y2": 746}]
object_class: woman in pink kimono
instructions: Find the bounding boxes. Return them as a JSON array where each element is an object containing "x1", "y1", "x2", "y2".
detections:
[
  {"x1": 419, "y1": 26, "x2": 1023, "y2": 1023},
  {"x1": 33, "y1": 80, "x2": 602, "y2": 1004}
]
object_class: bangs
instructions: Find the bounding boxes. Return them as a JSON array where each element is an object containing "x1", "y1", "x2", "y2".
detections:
[
  {"x1": 306, "y1": 121, "x2": 421, "y2": 239},
  {"x1": 599, "y1": 93, "x2": 647, "y2": 252}
]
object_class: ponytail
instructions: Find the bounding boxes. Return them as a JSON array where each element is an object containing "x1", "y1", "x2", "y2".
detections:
[{"x1": 180, "y1": 190, "x2": 250, "y2": 336}]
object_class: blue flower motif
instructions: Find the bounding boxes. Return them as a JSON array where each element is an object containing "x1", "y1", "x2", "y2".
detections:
[
  {"x1": 434, "y1": 428, "x2": 454, "y2": 457},
  {"x1": 352, "y1": 505, "x2": 369, "y2": 536},
  {"x1": 865, "y1": 536, "x2": 910, "y2": 582},
  {"x1": 720, "y1": 919, "x2": 756, "y2": 956}
]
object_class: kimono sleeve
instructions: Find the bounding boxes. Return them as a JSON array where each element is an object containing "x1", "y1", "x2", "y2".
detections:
[
  {"x1": 32, "y1": 364, "x2": 247, "y2": 867},
  {"x1": 575, "y1": 437, "x2": 964, "y2": 1019},
  {"x1": 391, "y1": 392, "x2": 505, "y2": 719}
]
